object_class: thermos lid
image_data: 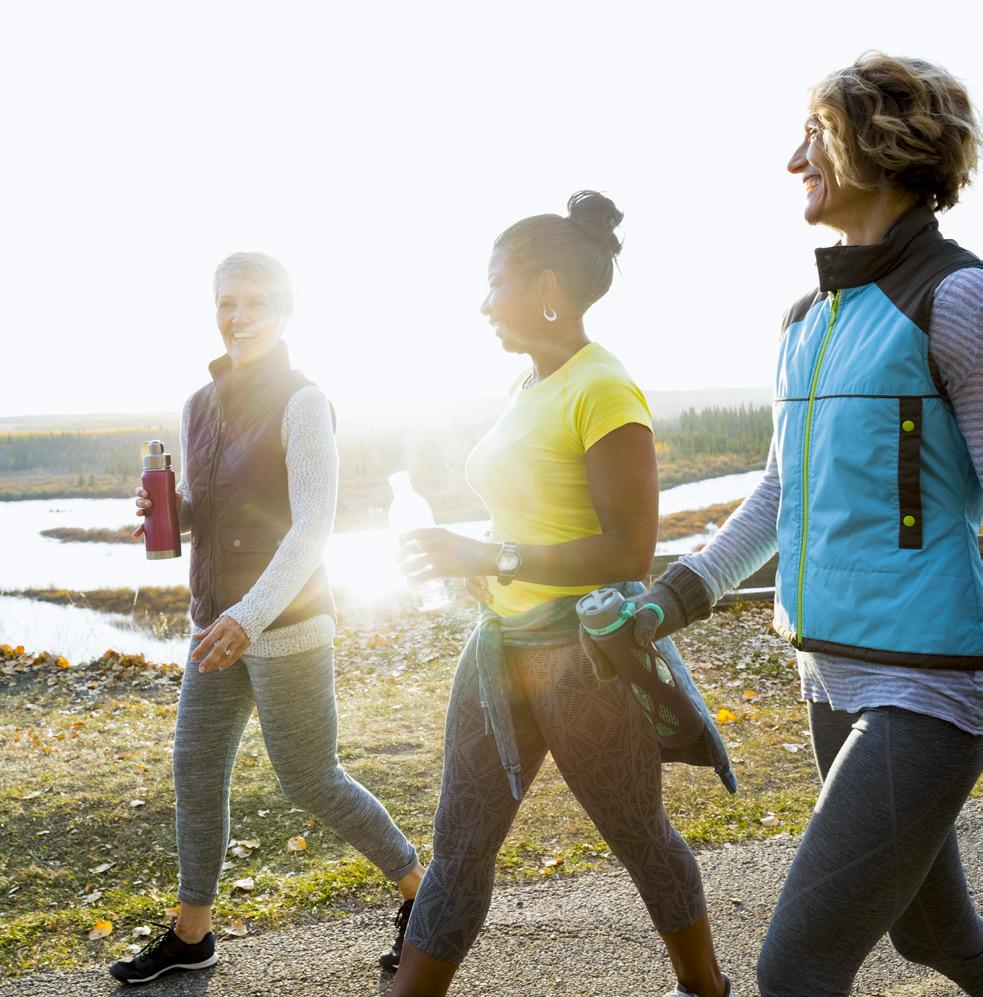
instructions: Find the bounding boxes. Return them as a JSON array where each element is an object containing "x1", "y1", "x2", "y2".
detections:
[
  {"x1": 576, "y1": 587, "x2": 626, "y2": 629},
  {"x1": 143, "y1": 440, "x2": 172, "y2": 471}
]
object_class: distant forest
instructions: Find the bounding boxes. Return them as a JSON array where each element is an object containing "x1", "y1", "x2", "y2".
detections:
[{"x1": 0, "y1": 404, "x2": 772, "y2": 528}]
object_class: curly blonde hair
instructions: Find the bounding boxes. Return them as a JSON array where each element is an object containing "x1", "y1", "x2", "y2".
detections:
[{"x1": 809, "y1": 52, "x2": 981, "y2": 211}]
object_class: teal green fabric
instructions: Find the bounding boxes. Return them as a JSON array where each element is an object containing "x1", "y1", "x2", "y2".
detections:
[{"x1": 473, "y1": 582, "x2": 737, "y2": 799}]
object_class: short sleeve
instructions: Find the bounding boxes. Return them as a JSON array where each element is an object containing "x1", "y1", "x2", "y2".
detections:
[{"x1": 573, "y1": 375, "x2": 653, "y2": 452}]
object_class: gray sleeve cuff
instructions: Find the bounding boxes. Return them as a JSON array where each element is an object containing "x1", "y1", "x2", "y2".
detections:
[{"x1": 652, "y1": 561, "x2": 714, "y2": 636}]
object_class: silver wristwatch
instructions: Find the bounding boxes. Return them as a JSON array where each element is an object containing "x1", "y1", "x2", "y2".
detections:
[{"x1": 495, "y1": 541, "x2": 522, "y2": 586}]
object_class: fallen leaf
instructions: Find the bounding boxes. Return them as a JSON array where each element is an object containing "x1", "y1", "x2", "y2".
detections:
[
  {"x1": 87, "y1": 919, "x2": 113, "y2": 940},
  {"x1": 286, "y1": 836, "x2": 307, "y2": 852},
  {"x1": 90, "y1": 862, "x2": 114, "y2": 875},
  {"x1": 232, "y1": 877, "x2": 255, "y2": 892},
  {"x1": 57, "y1": 657, "x2": 71, "y2": 669},
  {"x1": 21, "y1": 791, "x2": 42, "y2": 800},
  {"x1": 132, "y1": 926, "x2": 152, "y2": 937},
  {"x1": 729, "y1": 896, "x2": 744, "y2": 905},
  {"x1": 129, "y1": 799, "x2": 146, "y2": 808},
  {"x1": 781, "y1": 743, "x2": 806, "y2": 753},
  {"x1": 82, "y1": 890, "x2": 103, "y2": 905},
  {"x1": 717, "y1": 708, "x2": 737, "y2": 724},
  {"x1": 127, "y1": 943, "x2": 143, "y2": 954},
  {"x1": 742, "y1": 690, "x2": 759, "y2": 700},
  {"x1": 542, "y1": 857, "x2": 564, "y2": 869},
  {"x1": 257, "y1": 809, "x2": 270, "y2": 818},
  {"x1": 760, "y1": 814, "x2": 780, "y2": 827},
  {"x1": 227, "y1": 838, "x2": 260, "y2": 859},
  {"x1": 166, "y1": 905, "x2": 181, "y2": 918},
  {"x1": 223, "y1": 918, "x2": 248, "y2": 938}
]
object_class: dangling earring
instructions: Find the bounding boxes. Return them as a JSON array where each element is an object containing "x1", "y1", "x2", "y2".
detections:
[{"x1": 543, "y1": 304, "x2": 557, "y2": 322}]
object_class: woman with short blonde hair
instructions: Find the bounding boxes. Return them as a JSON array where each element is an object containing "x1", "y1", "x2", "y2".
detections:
[{"x1": 109, "y1": 252, "x2": 425, "y2": 984}]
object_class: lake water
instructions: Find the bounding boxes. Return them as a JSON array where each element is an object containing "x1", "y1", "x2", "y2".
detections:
[{"x1": 0, "y1": 469, "x2": 764, "y2": 660}]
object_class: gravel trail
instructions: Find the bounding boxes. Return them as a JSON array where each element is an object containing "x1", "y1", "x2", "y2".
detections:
[{"x1": 5, "y1": 800, "x2": 979, "y2": 997}]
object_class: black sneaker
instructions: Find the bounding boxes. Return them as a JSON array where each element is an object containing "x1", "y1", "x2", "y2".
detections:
[
  {"x1": 378, "y1": 898, "x2": 413, "y2": 972},
  {"x1": 108, "y1": 922, "x2": 218, "y2": 984}
]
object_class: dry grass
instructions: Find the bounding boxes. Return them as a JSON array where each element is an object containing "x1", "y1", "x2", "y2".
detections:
[
  {"x1": 658, "y1": 501, "x2": 742, "y2": 540},
  {"x1": 0, "y1": 601, "x2": 821, "y2": 975}
]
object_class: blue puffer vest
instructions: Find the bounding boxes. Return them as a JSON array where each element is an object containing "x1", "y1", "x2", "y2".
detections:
[{"x1": 773, "y1": 207, "x2": 983, "y2": 669}]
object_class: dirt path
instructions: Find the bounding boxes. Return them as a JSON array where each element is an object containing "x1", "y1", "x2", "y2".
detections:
[{"x1": 5, "y1": 799, "x2": 979, "y2": 997}]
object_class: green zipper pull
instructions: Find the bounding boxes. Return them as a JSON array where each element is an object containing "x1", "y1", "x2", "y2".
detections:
[{"x1": 796, "y1": 290, "x2": 841, "y2": 648}]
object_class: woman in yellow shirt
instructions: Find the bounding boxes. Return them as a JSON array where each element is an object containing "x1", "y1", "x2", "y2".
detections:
[{"x1": 392, "y1": 192, "x2": 733, "y2": 997}]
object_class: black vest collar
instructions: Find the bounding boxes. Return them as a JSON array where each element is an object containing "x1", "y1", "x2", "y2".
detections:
[
  {"x1": 208, "y1": 340, "x2": 291, "y2": 403},
  {"x1": 814, "y1": 206, "x2": 938, "y2": 293}
]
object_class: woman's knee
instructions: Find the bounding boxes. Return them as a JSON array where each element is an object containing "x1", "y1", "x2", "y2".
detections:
[
  {"x1": 172, "y1": 745, "x2": 213, "y2": 801},
  {"x1": 278, "y1": 763, "x2": 354, "y2": 815}
]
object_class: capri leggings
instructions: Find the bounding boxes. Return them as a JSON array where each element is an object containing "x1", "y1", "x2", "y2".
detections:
[
  {"x1": 172, "y1": 640, "x2": 419, "y2": 906},
  {"x1": 757, "y1": 702, "x2": 983, "y2": 997},
  {"x1": 405, "y1": 635, "x2": 707, "y2": 964}
]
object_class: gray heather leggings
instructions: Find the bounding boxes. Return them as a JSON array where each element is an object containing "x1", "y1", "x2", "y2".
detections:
[
  {"x1": 406, "y1": 636, "x2": 706, "y2": 964},
  {"x1": 758, "y1": 702, "x2": 983, "y2": 997},
  {"x1": 173, "y1": 640, "x2": 419, "y2": 906}
]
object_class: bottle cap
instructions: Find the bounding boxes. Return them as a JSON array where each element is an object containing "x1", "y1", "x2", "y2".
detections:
[
  {"x1": 143, "y1": 440, "x2": 172, "y2": 471},
  {"x1": 576, "y1": 587, "x2": 626, "y2": 631}
]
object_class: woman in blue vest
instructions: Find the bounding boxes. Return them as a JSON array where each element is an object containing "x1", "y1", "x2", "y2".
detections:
[
  {"x1": 585, "y1": 53, "x2": 983, "y2": 995},
  {"x1": 110, "y1": 253, "x2": 425, "y2": 985}
]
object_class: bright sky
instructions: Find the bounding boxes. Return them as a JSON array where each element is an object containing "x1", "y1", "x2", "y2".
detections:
[{"x1": 3, "y1": 1, "x2": 981, "y2": 418}]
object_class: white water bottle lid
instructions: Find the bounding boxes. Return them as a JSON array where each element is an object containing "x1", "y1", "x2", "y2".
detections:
[{"x1": 576, "y1": 587, "x2": 626, "y2": 630}]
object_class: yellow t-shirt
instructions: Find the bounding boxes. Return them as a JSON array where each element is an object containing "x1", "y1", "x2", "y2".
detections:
[{"x1": 465, "y1": 342, "x2": 653, "y2": 616}]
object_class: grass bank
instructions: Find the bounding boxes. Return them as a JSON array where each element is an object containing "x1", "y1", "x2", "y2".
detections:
[
  {"x1": 0, "y1": 474, "x2": 131, "y2": 501},
  {"x1": 0, "y1": 450, "x2": 764, "y2": 526},
  {"x1": 0, "y1": 601, "x2": 824, "y2": 976},
  {"x1": 40, "y1": 527, "x2": 145, "y2": 544},
  {"x1": 8, "y1": 587, "x2": 191, "y2": 641},
  {"x1": 29, "y1": 501, "x2": 747, "y2": 555}
]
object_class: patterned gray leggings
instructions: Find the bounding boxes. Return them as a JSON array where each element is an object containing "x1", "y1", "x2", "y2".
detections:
[
  {"x1": 406, "y1": 637, "x2": 707, "y2": 964},
  {"x1": 172, "y1": 641, "x2": 419, "y2": 906}
]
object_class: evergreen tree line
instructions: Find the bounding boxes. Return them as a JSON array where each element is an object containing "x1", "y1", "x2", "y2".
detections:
[
  {"x1": 654, "y1": 404, "x2": 773, "y2": 460},
  {"x1": 0, "y1": 404, "x2": 773, "y2": 481}
]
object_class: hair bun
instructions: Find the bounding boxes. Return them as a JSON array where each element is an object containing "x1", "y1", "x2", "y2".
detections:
[{"x1": 566, "y1": 190, "x2": 624, "y2": 259}]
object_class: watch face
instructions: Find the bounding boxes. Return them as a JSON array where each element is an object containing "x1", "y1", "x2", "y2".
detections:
[{"x1": 498, "y1": 548, "x2": 520, "y2": 573}]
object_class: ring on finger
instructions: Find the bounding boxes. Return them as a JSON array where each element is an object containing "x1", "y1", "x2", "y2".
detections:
[{"x1": 224, "y1": 647, "x2": 233, "y2": 657}]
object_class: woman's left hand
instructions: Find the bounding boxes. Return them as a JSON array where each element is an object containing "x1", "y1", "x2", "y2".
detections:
[
  {"x1": 399, "y1": 528, "x2": 496, "y2": 580},
  {"x1": 191, "y1": 616, "x2": 251, "y2": 672}
]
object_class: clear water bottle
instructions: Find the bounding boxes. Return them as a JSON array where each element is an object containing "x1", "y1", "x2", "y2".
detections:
[{"x1": 387, "y1": 471, "x2": 452, "y2": 611}]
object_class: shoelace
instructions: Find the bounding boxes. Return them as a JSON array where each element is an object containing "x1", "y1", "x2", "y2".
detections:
[
  {"x1": 130, "y1": 920, "x2": 181, "y2": 960},
  {"x1": 393, "y1": 898, "x2": 413, "y2": 931}
]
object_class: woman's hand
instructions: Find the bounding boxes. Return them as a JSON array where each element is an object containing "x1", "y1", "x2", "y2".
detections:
[
  {"x1": 399, "y1": 528, "x2": 496, "y2": 581},
  {"x1": 466, "y1": 575, "x2": 495, "y2": 606},
  {"x1": 191, "y1": 616, "x2": 251, "y2": 672},
  {"x1": 131, "y1": 486, "x2": 151, "y2": 539}
]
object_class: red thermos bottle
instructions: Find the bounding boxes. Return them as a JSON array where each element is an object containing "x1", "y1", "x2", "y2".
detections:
[{"x1": 141, "y1": 440, "x2": 182, "y2": 560}]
